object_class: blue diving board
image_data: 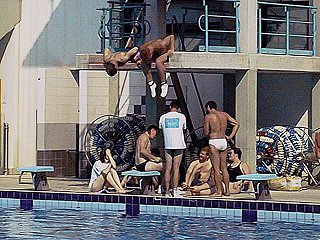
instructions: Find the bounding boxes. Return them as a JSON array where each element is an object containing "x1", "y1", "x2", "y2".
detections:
[
  {"x1": 121, "y1": 170, "x2": 160, "y2": 177},
  {"x1": 237, "y1": 173, "x2": 277, "y2": 200},
  {"x1": 17, "y1": 166, "x2": 55, "y2": 191},
  {"x1": 121, "y1": 170, "x2": 160, "y2": 195}
]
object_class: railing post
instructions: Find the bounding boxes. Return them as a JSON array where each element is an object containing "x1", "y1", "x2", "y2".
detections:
[
  {"x1": 258, "y1": 5, "x2": 262, "y2": 53},
  {"x1": 312, "y1": 9, "x2": 317, "y2": 56},
  {"x1": 3, "y1": 123, "x2": 9, "y2": 175},
  {"x1": 285, "y1": 6, "x2": 290, "y2": 54},
  {"x1": 204, "y1": 0, "x2": 209, "y2": 52},
  {"x1": 235, "y1": 2, "x2": 240, "y2": 53}
]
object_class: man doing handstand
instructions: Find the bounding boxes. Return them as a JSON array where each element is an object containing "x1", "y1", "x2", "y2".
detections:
[{"x1": 135, "y1": 34, "x2": 175, "y2": 98}]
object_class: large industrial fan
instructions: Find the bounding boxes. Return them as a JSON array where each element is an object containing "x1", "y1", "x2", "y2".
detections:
[
  {"x1": 84, "y1": 115, "x2": 145, "y2": 172},
  {"x1": 256, "y1": 126, "x2": 311, "y2": 177}
]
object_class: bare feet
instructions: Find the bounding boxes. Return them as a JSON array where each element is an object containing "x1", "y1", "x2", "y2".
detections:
[
  {"x1": 210, "y1": 193, "x2": 223, "y2": 198},
  {"x1": 116, "y1": 189, "x2": 126, "y2": 194}
]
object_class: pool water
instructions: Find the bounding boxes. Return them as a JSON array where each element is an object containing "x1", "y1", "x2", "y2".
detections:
[{"x1": 0, "y1": 208, "x2": 319, "y2": 239}]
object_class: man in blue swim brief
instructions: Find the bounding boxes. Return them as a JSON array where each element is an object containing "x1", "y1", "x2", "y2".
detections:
[{"x1": 204, "y1": 101, "x2": 239, "y2": 197}]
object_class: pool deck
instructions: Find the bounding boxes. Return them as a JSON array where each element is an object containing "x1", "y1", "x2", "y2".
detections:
[{"x1": 0, "y1": 175, "x2": 319, "y2": 204}]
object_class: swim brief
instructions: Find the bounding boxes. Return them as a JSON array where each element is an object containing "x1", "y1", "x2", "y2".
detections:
[
  {"x1": 136, "y1": 161, "x2": 147, "y2": 172},
  {"x1": 209, "y1": 138, "x2": 227, "y2": 151},
  {"x1": 165, "y1": 149, "x2": 184, "y2": 158}
]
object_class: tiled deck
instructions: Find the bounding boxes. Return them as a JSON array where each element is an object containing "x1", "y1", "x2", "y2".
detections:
[{"x1": 0, "y1": 175, "x2": 319, "y2": 204}]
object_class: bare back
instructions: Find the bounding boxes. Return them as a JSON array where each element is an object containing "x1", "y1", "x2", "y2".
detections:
[
  {"x1": 135, "y1": 132, "x2": 151, "y2": 164},
  {"x1": 206, "y1": 111, "x2": 229, "y2": 139}
]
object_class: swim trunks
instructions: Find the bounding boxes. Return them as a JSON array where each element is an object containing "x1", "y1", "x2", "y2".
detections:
[
  {"x1": 136, "y1": 161, "x2": 147, "y2": 172},
  {"x1": 165, "y1": 149, "x2": 184, "y2": 158},
  {"x1": 209, "y1": 138, "x2": 227, "y2": 151}
]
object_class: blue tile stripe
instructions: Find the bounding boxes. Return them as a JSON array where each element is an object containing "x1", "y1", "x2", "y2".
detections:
[{"x1": 0, "y1": 190, "x2": 320, "y2": 215}]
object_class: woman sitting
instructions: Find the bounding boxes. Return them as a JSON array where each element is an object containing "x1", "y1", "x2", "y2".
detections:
[{"x1": 89, "y1": 148, "x2": 126, "y2": 194}]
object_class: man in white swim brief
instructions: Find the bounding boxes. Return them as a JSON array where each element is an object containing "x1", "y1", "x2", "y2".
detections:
[
  {"x1": 204, "y1": 101, "x2": 239, "y2": 197},
  {"x1": 209, "y1": 138, "x2": 228, "y2": 151}
]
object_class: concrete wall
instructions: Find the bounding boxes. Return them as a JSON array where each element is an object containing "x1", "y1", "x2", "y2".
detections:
[
  {"x1": 0, "y1": 0, "x2": 106, "y2": 171},
  {"x1": 257, "y1": 73, "x2": 315, "y2": 128}
]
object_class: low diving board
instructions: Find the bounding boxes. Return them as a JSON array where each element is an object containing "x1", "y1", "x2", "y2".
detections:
[
  {"x1": 237, "y1": 173, "x2": 277, "y2": 200},
  {"x1": 17, "y1": 166, "x2": 54, "y2": 191},
  {"x1": 121, "y1": 170, "x2": 160, "y2": 195}
]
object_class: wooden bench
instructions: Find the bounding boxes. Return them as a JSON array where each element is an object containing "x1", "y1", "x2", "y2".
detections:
[
  {"x1": 121, "y1": 170, "x2": 160, "y2": 195},
  {"x1": 237, "y1": 173, "x2": 277, "y2": 200},
  {"x1": 17, "y1": 166, "x2": 54, "y2": 191}
]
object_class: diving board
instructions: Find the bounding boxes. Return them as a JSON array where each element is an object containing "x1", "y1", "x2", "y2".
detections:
[
  {"x1": 17, "y1": 166, "x2": 54, "y2": 191},
  {"x1": 121, "y1": 170, "x2": 160, "y2": 195},
  {"x1": 237, "y1": 173, "x2": 277, "y2": 200}
]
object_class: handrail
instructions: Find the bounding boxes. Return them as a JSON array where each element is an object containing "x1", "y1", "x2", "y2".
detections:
[
  {"x1": 258, "y1": 1, "x2": 316, "y2": 9},
  {"x1": 258, "y1": 1, "x2": 317, "y2": 56}
]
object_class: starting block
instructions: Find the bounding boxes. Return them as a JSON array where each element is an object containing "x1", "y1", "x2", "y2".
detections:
[
  {"x1": 237, "y1": 173, "x2": 277, "y2": 200},
  {"x1": 121, "y1": 170, "x2": 160, "y2": 195},
  {"x1": 17, "y1": 166, "x2": 54, "y2": 191}
]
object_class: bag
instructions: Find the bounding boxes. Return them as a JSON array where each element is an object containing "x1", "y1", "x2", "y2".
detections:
[{"x1": 268, "y1": 176, "x2": 302, "y2": 191}]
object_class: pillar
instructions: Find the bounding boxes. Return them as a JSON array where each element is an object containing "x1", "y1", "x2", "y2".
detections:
[{"x1": 235, "y1": 70, "x2": 257, "y2": 170}]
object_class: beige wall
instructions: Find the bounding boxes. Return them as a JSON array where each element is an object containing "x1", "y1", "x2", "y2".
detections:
[{"x1": 0, "y1": 0, "x2": 21, "y2": 39}]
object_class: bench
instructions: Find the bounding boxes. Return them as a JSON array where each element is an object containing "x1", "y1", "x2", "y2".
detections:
[
  {"x1": 237, "y1": 173, "x2": 277, "y2": 200},
  {"x1": 121, "y1": 170, "x2": 160, "y2": 195},
  {"x1": 17, "y1": 166, "x2": 54, "y2": 191}
]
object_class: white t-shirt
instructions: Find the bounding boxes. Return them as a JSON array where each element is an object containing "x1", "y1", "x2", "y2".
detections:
[
  {"x1": 88, "y1": 160, "x2": 110, "y2": 188},
  {"x1": 159, "y1": 111, "x2": 187, "y2": 149}
]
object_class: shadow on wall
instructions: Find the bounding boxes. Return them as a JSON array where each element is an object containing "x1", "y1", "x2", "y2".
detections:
[
  {"x1": 23, "y1": 0, "x2": 105, "y2": 67},
  {"x1": 257, "y1": 73, "x2": 317, "y2": 127}
]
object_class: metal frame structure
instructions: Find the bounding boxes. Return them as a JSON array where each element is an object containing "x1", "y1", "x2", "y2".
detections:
[
  {"x1": 258, "y1": 1, "x2": 317, "y2": 56},
  {"x1": 197, "y1": 0, "x2": 240, "y2": 53},
  {"x1": 97, "y1": 1, "x2": 150, "y2": 52}
]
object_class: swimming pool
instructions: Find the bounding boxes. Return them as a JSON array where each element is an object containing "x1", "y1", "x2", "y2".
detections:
[{"x1": 0, "y1": 207, "x2": 319, "y2": 239}]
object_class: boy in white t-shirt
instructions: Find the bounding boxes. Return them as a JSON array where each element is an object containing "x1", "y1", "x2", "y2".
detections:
[{"x1": 159, "y1": 100, "x2": 187, "y2": 197}]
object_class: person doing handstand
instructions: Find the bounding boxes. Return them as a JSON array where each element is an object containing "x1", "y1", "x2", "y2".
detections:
[
  {"x1": 204, "y1": 101, "x2": 239, "y2": 197},
  {"x1": 135, "y1": 35, "x2": 175, "y2": 98},
  {"x1": 89, "y1": 149, "x2": 126, "y2": 194},
  {"x1": 103, "y1": 47, "x2": 139, "y2": 77}
]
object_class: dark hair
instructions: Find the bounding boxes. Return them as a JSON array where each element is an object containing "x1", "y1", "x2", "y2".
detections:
[
  {"x1": 170, "y1": 100, "x2": 180, "y2": 109},
  {"x1": 232, "y1": 147, "x2": 242, "y2": 160},
  {"x1": 151, "y1": 147, "x2": 161, "y2": 157},
  {"x1": 205, "y1": 101, "x2": 217, "y2": 110},
  {"x1": 147, "y1": 125, "x2": 159, "y2": 133},
  {"x1": 99, "y1": 149, "x2": 107, "y2": 162},
  {"x1": 104, "y1": 62, "x2": 118, "y2": 76}
]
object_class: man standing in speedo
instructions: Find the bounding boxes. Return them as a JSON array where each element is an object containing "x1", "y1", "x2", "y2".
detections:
[{"x1": 159, "y1": 100, "x2": 187, "y2": 197}]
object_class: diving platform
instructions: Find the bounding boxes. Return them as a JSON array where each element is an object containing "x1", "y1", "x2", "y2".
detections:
[{"x1": 75, "y1": 52, "x2": 320, "y2": 73}]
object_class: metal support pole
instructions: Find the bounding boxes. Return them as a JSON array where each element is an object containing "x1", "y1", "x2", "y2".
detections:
[
  {"x1": 204, "y1": 1, "x2": 209, "y2": 52},
  {"x1": 312, "y1": 9, "x2": 317, "y2": 56},
  {"x1": 3, "y1": 123, "x2": 9, "y2": 175},
  {"x1": 285, "y1": 6, "x2": 290, "y2": 54}
]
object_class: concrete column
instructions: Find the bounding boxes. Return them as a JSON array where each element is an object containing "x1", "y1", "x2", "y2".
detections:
[
  {"x1": 314, "y1": 2, "x2": 320, "y2": 56},
  {"x1": 239, "y1": 0, "x2": 257, "y2": 54},
  {"x1": 146, "y1": 0, "x2": 166, "y2": 40},
  {"x1": 312, "y1": 76, "x2": 320, "y2": 130},
  {"x1": 235, "y1": 70, "x2": 257, "y2": 170}
]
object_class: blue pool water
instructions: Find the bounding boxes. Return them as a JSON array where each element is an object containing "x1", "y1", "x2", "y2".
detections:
[{"x1": 0, "y1": 208, "x2": 319, "y2": 239}]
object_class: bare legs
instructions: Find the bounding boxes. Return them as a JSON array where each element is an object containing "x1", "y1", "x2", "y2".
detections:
[
  {"x1": 164, "y1": 152, "x2": 183, "y2": 195},
  {"x1": 91, "y1": 166, "x2": 126, "y2": 194},
  {"x1": 209, "y1": 145, "x2": 230, "y2": 196}
]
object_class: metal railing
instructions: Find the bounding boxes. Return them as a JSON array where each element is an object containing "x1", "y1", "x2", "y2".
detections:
[
  {"x1": 97, "y1": 1, "x2": 150, "y2": 52},
  {"x1": 197, "y1": 0, "x2": 240, "y2": 53},
  {"x1": 258, "y1": 1, "x2": 317, "y2": 56},
  {"x1": 2, "y1": 123, "x2": 9, "y2": 175}
]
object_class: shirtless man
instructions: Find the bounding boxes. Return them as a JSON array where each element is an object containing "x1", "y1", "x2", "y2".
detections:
[
  {"x1": 135, "y1": 125, "x2": 162, "y2": 172},
  {"x1": 181, "y1": 147, "x2": 212, "y2": 190},
  {"x1": 135, "y1": 35, "x2": 175, "y2": 98},
  {"x1": 204, "y1": 101, "x2": 239, "y2": 197},
  {"x1": 103, "y1": 47, "x2": 139, "y2": 77}
]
